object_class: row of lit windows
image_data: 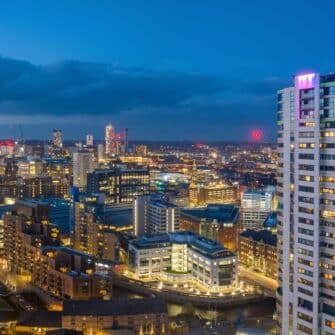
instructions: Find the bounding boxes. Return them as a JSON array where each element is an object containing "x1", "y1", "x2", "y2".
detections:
[
  {"x1": 299, "y1": 175, "x2": 314, "y2": 182},
  {"x1": 320, "y1": 176, "x2": 335, "y2": 183},
  {"x1": 321, "y1": 188, "x2": 335, "y2": 195},
  {"x1": 322, "y1": 210, "x2": 335, "y2": 219},
  {"x1": 298, "y1": 143, "x2": 315, "y2": 149}
]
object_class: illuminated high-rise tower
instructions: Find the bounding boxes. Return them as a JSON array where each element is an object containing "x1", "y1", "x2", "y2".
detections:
[
  {"x1": 73, "y1": 151, "x2": 94, "y2": 189},
  {"x1": 86, "y1": 134, "x2": 93, "y2": 147},
  {"x1": 277, "y1": 72, "x2": 335, "y2": 335},
  {"x1": 105, "y1": 124, "x2": 114, "y2": 155},
  {"x1": 97, "y1": 144, "x2": 105, "y2": 162},
  {"x1": 53, "y1": 129, "x2": 63, "y2": 148}
]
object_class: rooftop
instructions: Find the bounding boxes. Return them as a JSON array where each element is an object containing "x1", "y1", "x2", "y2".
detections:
[
  {"x1": 263, "y1": 212, "x2": 277, "y2": 228},
  {"x1": 41, "y1": 246, "x2": 93, "y2": 258},
  {"x1": 18, "y1": 311, "x2": 62, "y2": 327},
  {"x1": 131, "y1": 231, "x2": 236, "y2": 259},
  {"x1": 150, "y1": 200, "x2": 178, "y2": 209},
  {"x1": 243, "y1": 188, "x2": 272, "y2": 196},
  {"x1": 240, "y1": 229, "x2": 277, "y2": 247},
  {"x1": 181, "y1": 204, "x2": 239, "y2": 223}
]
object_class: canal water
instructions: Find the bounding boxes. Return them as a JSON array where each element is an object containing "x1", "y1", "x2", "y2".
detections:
[{"x1": 113, "y1": 286, "x2": 276, "y2": 322}]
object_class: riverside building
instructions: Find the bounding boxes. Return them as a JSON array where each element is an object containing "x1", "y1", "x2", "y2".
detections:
[
  {"x1": 277, "y1": 72, "x2": 335, "y2": 334},
  {"x1": 128, "y1": 231, "x2": 238, "y2": 292}
]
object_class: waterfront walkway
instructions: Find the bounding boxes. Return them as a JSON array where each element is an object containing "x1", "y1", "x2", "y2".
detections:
[
  {"x1": 111, "y1": 272, "x2": 273, "y2": 308},
  {"x1": 239, "y1": 266, "x2": 277, "y2": 298}
]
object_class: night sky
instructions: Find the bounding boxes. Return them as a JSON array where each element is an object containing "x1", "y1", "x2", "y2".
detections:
[{"x1": 1, "y1": 0, "x2": 335, "y2": 142}]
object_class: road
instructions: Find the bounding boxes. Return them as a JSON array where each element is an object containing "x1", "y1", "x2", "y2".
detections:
[
  {"x1": 0, "y1": 268, "x2": 62, "y2": 310},
  {"x1": 239, "y1": 266, "x2": 277, "y2": 297},
  {"x1": 112, "y1": 272, "x2": 272, "y2": 308}
]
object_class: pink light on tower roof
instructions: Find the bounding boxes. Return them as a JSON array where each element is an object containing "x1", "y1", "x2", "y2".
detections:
[{"x1": 297, "y1": 73, "x2": 316, "y2": 89}]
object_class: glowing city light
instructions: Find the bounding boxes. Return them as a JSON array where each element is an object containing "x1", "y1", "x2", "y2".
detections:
[{"x1": 251, "y1": 129, "x2": 263, "y2": 141}]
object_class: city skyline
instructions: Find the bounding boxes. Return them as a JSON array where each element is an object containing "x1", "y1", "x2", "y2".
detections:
[{"x1": 1, "y1": 1, "x2": 335, "y2": 141}]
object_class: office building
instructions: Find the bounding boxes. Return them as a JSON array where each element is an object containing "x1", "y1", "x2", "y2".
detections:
[
  {"x1": 241, "y1": 187, "x2": 274, "y2": 229},
  {"x1": 239, "y1": 229, "x2": 277, "y2": 279},
  {"x1": 87, "y1": 168, "x2": 149, "y2": 204},
  {"x1": 105, "y1": 124, "x2": 114, "y2": 155},
  {"x1": 72, "y1": 152, "x2": 94, "y2": 189},
  {"x1": 129, "y1": 231, "x2": 238, "y2": 292},
  {"x1": 277, "y1": 73, "x2": 335, "y2": 334},
  {"x1": 133, "y1": 194, "x2": 151, "y2": 236},
  {"x1": 43, "y1": 158, "x2": 72, "y2": 179},
  {"x1": 17, "y1": 176, "x2": 70, "y2": 199},
  {"x1": 180, "y1": 204, "x2": 240, "y2": 251},
  {"x1": 189, "y1": 180, "x2": 239, "y2": 207},
  {"x1": 17, "y1": 160, "x2": 43, "y2": 179},
  {"x1": 148, "y1": 200, "x2": 180, "y2": 235},
  {"x1": 133, "y1": 195, "x2": 180, "y2": 236}
]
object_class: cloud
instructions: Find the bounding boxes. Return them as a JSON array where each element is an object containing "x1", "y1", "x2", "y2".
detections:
[
  {"x1": 0, "y1": 56, "x2": 285, "y2": 141},
  {"x1": 0, "y1": 56, "x2": 223, "y2": 116}
]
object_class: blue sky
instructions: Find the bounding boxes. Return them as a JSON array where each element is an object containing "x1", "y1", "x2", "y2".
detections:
[{"x1": 1, "y1": 0, "x2": 335, "y2": 141}]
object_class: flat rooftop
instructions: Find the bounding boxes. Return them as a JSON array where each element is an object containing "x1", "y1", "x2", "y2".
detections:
[
  {"x1": 240, "y1": 229, "x2": 277, "y2": 247},
  {"x1": 181, "y1": 204, "x2": 239, "y2": 223},
  {"x1": 131, "y1": 231, "x2": 236, "y2": 259},
  {"x1": 150, "y1": 200, "x2": 178, "y2": 209}
]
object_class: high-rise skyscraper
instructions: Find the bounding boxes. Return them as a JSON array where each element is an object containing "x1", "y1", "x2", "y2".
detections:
[
  {"x1": 86, "y1": 134, "x2": 93, "y2": 147},
  {"x1": 53, "y1": 129, "x2": 63, "y2": 148},
  {"x1": 105, "y1": 124, "x2": 114, "y2": 155},
  {"x1": 73, "y1": 151, "x2": 94, "y2": 189},
  {"x1": 97, "y1": 143, "x2": 104, "y2": 162},
  {"x1": 277, "y1": 72, "x2": 335, "y2": 335}
]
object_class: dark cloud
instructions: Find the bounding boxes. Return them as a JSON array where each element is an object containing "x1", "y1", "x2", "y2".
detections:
[
  {"x1": 0, "y1": 57, "x2": 223, "y2": 115},
  {"x1": 0, "y1": 56, "x2": 283, "y2": 141}
]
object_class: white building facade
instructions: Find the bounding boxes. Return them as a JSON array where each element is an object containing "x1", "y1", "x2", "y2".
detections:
[
  {"x1": 133, "y1": 195, "x2": 180, "y2": 236},
  {"x1": 277, "y1": 73, "x2": 335, "y2": 335},
  {"x1": 128, "y1": 232, "x2": 238, "y2": 292},
  {"x1": 73, "y1": 152, "x2": 94, "y2": 189},
  {"x1": 241, "y1": 187, "x2": 274, "y2": 229},
  {"x1": 105, "y1": 124, "x2": 114, "y2": 155}
]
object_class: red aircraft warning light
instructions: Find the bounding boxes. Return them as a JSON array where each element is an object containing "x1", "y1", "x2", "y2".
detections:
[
  {"x1": 0, "y1": 140, "x2": 14, "y2": 147},
  {"x1": 251, "y1": 130, "x2": 263, "y2": 141}
]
